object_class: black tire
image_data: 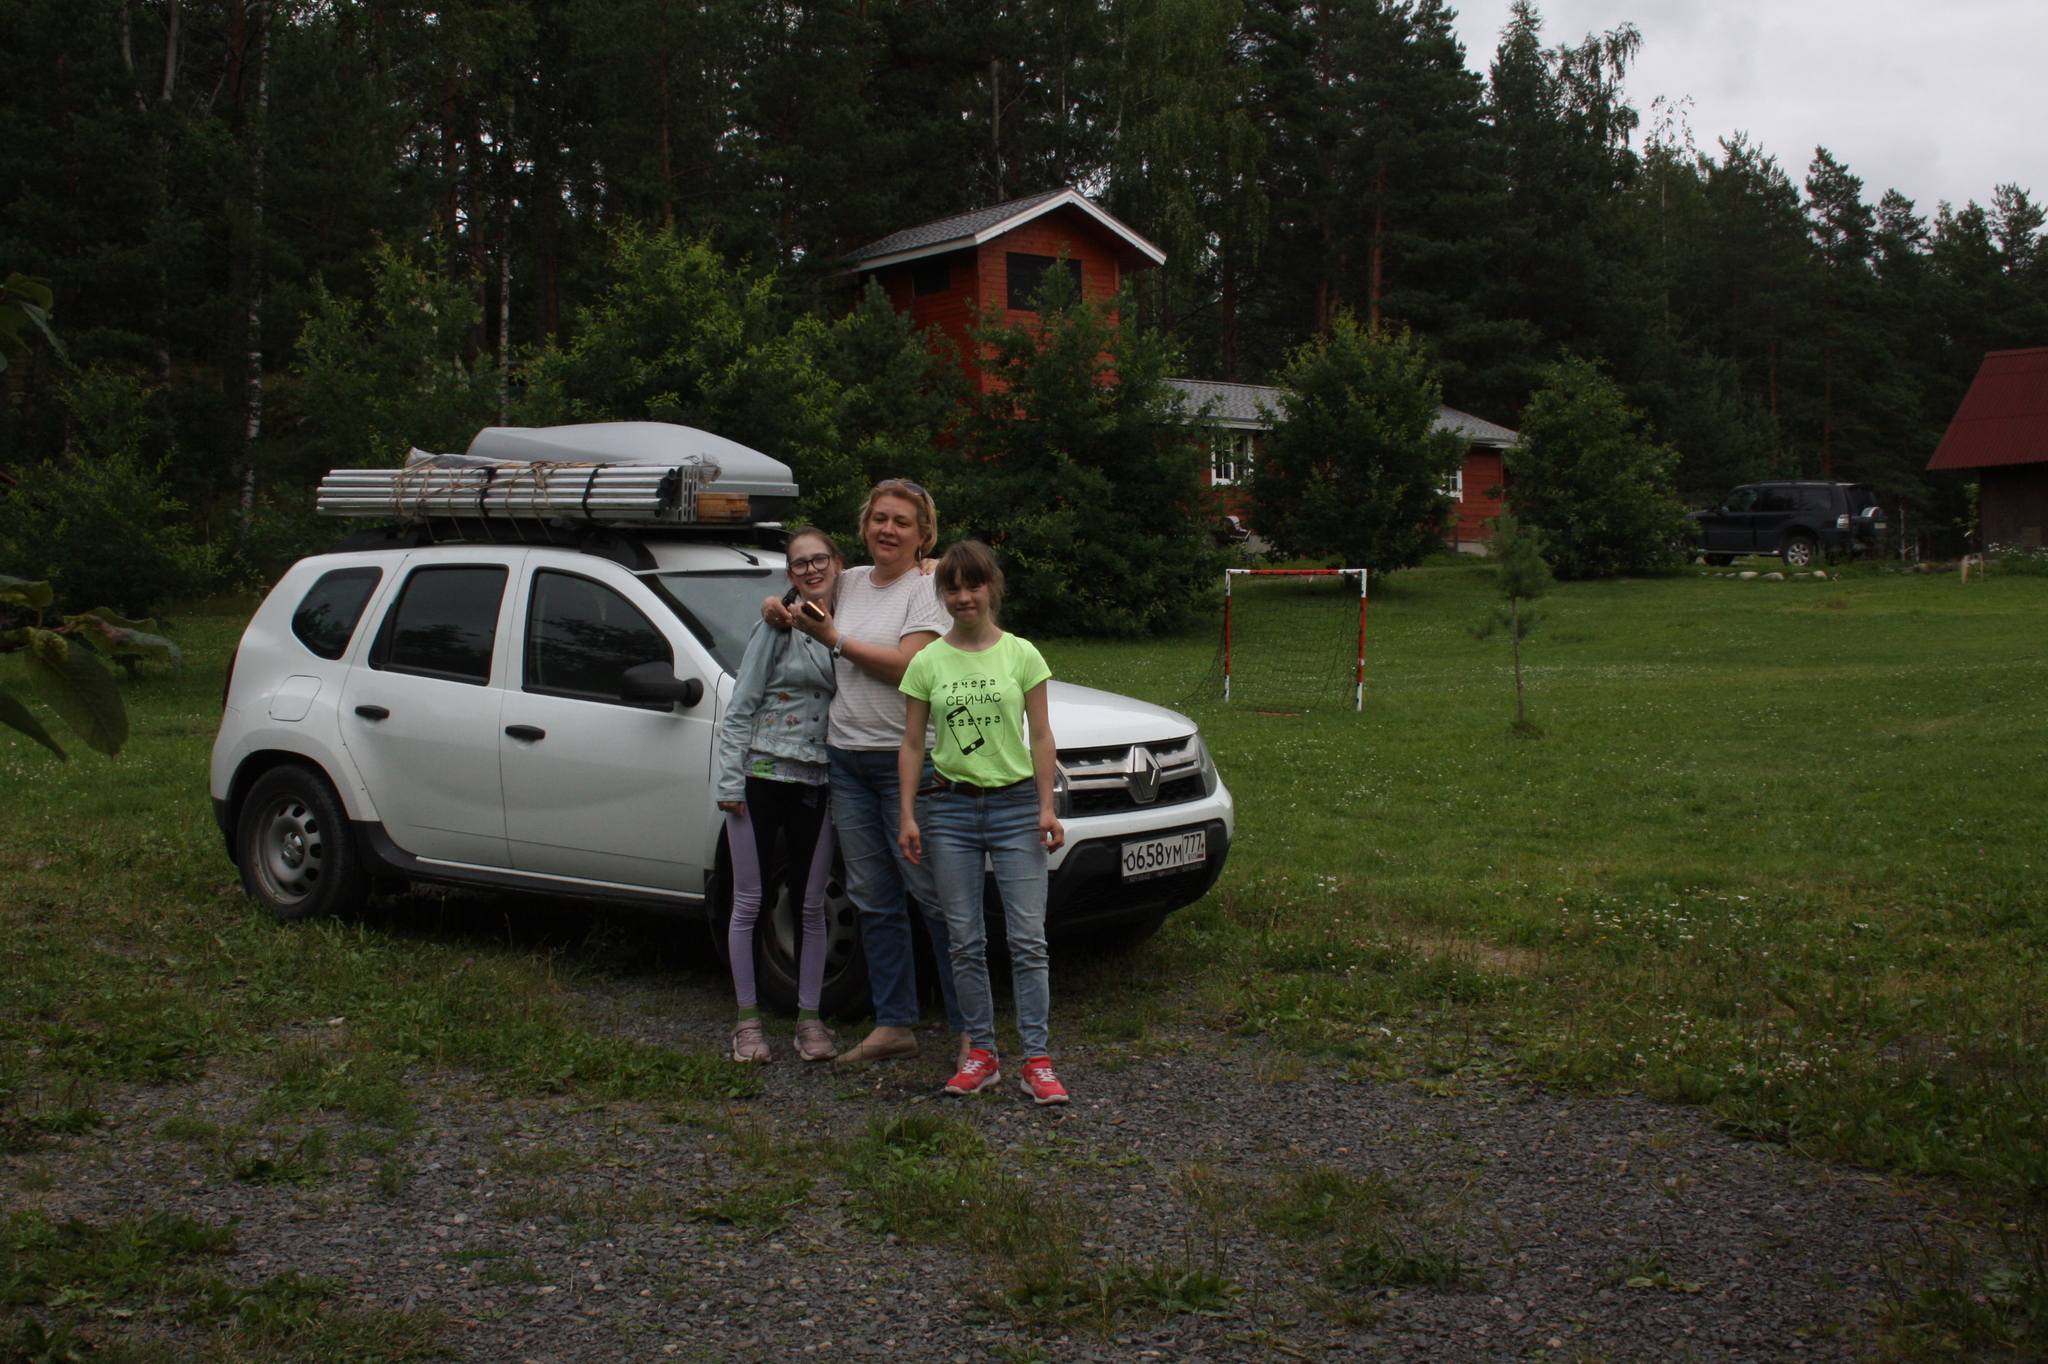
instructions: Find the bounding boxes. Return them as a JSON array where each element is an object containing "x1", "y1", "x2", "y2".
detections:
[
  {"x1": 710, "y1": 835, "x2": 871, "y2": 1020},
  {"x1": 1781, "y1": 534, "x2": 1818, "y2": 568},
  {"x1": 236, "y1": 764, "x2": 370, "y2": 921},
  {"x1": 1705, "y1": 554, "x2": 1734, "y2": 567}
]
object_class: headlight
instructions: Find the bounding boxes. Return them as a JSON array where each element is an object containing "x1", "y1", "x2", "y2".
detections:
[
  {"x1": 1053, "y1": 764, "x2": 1070, "y2": 819},
  {"x1": 1193, "y1": 733, "x2": 1220, "y2": 796}
]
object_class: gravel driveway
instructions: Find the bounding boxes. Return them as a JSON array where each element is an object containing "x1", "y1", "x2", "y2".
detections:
[{"x1": 11, "y1": 949, "x2": 1943, "y2": 1364}]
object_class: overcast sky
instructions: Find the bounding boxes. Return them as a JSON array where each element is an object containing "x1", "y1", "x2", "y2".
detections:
[{"x1": 1449, "y1": 0, "x2": 2047, "y2": 217}]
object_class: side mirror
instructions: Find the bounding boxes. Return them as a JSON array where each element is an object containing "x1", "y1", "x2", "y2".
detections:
[{"x1": 621, "y1": 661, "x2": 704, "y2": 708}]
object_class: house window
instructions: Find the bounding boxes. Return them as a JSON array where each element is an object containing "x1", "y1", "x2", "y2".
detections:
[
  {"x1": 912, "y1": 258, "x2": 951, "y2": 297},
  {"x1": 1441, "y1": 462, "x2": 1465, "y2": 500},
  {"x1": 1212, "y1": 431, "x2": 1255, "y2": 486},
  {"x1": 1007, "y1": 253, "x2": 1081, "y2": 311}
]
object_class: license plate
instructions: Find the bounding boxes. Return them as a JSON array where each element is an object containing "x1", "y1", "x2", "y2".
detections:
[{"x1": 1121, "y1": 830, "x2": 1207, "y2": 881}]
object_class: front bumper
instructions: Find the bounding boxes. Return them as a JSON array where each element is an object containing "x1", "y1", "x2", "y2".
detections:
[{"x1": 1044, "y1": 817, "x2": 1230, "y2": 935}]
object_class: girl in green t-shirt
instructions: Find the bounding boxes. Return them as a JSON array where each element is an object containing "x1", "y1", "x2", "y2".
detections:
[{"x1": 896, "y1": 541, "x2": 1071, "y2": 1105}]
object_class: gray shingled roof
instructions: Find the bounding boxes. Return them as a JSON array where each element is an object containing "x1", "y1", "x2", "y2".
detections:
[
  {"x1": 1163, "y1": 378, "x2": 1518, "y2": 445},
  {"x1": 848, "y1": 189, "x2": 1069, "y2": 263}
]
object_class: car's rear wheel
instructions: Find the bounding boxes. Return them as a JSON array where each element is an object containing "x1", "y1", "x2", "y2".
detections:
[
  {"x1": 1705, "y1": 554, "x2": 1734, "y2": 567},
  {"x1": 710, "y1": 837, "x2": 870, "y2": 1021},
  {"x1": 1781, "y1": 535, "x2": 1818, "y2": 568},
  {"x1": 237, "y1": 765, "x2": 370, "y2": 920}
]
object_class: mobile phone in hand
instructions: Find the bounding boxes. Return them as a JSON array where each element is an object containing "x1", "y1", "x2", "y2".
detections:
[{"x1": 800, "y1": 600, "x2": 827, "y2": 623}]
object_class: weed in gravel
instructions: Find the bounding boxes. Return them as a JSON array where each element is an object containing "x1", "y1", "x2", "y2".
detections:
[
  {"x1": 0, "y1": 1079, "x2": 104, "y2": 1155},
  {"x1": 492, "y1": 1141, "x2": 589, "y2": 1177},
  {"x1": 1870, "y1": 1214, "x2": 2048, "y2": 1358},
  {"x1": 838, "y1": 1113, "x2": 1055, "y2": 1260},
  {"x1": 258, "y1": 1041, "x2": 414, "y2": 1130},
  {"x1": 689, "y1": 1178, "x2": 813, "y2": 1230},
  {"x1": 223, "y1": 1127, "x2": 332, "y2": 1185},
  {"x1": 156, "y1": 1114, "x2": 219, "y2": 1143},
  {"x1": 477, "y1": 1255, "x2": 545, "y2": 1288},
  {"x1": 496, "y1": 1184, "x2": 684, "y2": 1242},
  {"x1": 1255, "y1": 1165, "x2": 1407, "y2": 1239},
  {"x1": 1002, "y1": 1257, "x2": 1241, "y2": 1327},
  {"x1": 1328, "y1": 1229, "x2": 1484, "y2": 1292},
  {"x1": 372, "y1": 1155, "x2": 413, "y2": 1197}
]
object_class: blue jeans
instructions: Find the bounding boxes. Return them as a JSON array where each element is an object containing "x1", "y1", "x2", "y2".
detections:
[
  {"x1": 923, "y1": 782, "x2": 1051, "y2": 1058},
  {"x1": 827, "y1": 747, "x2": 964, "y2": 1032}
]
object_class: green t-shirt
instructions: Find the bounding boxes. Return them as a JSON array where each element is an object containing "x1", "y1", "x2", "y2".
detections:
[{"x1": 898, "y1": 632, "x2": 1053, "y2": 788}]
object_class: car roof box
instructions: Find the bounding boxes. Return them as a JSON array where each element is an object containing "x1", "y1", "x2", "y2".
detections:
[{"x1": 463, "y1": 422, "x2": 797, "y2": 499}]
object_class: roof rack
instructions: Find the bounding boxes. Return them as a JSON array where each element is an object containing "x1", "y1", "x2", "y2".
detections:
[
  {"x1": 327, "y1": 518, "x2": 793, "y2": 564},
  {"x1": 315, "y1": 422, "x2": 801, "y2": 527}
]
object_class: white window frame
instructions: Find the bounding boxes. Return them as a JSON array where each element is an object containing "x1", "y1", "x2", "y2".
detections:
[{"x1": 1212, "y1": 430, "x2": 1256, "y2": 486}]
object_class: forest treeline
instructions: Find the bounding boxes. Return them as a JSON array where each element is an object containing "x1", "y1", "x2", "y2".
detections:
[{"x1": 3, "y1": 0, "x2": 2045, "y2": 559}]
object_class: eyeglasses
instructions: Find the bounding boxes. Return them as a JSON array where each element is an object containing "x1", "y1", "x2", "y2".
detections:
[
  {"x1": 873, "y1": 479, "x2": 926, "y2": 498},
  {"x1": 788, "y1": 553, "x2": 836, "y2": 574}
]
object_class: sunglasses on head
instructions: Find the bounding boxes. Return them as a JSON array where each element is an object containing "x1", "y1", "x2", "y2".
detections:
[{"x1": 873, "y1": 479, "x2": 926, "y2": 498}]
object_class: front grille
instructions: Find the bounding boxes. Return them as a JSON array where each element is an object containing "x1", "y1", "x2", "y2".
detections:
[
  {"x1": 1067, "y1": 774, "x2": 1204, "y2": 816},
  {"x1": 1057, "y1": 736, "x2": 1204, "y2": 817}
]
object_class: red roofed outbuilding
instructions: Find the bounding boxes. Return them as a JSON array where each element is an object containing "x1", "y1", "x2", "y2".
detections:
[
  {"x1": 846, "y1": 188, "x2": 1164, "y2": 392},
  {"x1": 1927, "y1": 346, "x2": 2048, "y2": 550}
]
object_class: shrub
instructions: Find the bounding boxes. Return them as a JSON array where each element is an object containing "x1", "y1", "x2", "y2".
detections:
[
  {"x1": 1243, "y1": 316, "x2": 1465, "y2": 576},
  {"x1": 1506, "y1": 355, "x2": 1691, "y2": 579},
  {"x1": 0, "y1": 370, "x2": 215, "y2": 614}
]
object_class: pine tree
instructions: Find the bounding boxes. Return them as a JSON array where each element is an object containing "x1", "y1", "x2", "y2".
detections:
[{"x1": 1473, "y1": 510, "x2": 1550, "y2": 735}]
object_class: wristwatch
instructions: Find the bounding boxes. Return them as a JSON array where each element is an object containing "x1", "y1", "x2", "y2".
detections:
[{"x1": 831, "y1": 633, "x2": 846, "y2": 659}]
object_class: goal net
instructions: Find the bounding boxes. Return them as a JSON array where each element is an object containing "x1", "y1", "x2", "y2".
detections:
[{"x1": 1181, "y1": 569, "x2": 1368, "y2": 713}]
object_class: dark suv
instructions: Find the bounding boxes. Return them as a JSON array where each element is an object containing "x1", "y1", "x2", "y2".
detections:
[{"x1": 1689, "y1": 481, "x2": 1887, "y2": 567}]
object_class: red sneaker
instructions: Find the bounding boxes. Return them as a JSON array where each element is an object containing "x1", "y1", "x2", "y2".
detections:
[
  {"x1": 943, "y1": 1048, "x2": 1001, "y2": 1095},
  {"x1": 1018, "y1": 1057, "x2": 1069, "y2": 1106}
]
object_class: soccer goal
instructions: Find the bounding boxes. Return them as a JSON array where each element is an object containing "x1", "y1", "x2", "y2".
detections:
[{"x1": 1184, "y1": 568, "x2": 1368, "y2": 712}]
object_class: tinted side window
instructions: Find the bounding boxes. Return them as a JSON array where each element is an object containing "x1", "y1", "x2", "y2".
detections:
[
  {"x1": 1720, "y1": 488, "x2": 1758, "y2": 512},
  {"x1": 1754, "y1": 488, "x2": 1797, "y2": 512},
  {"x1": 1796, "y1": 487, "x2": 1836, "y2": 512},
  {"x1": 292, "y1": 567, "x2": 382, "y2": 660},
  {"x1": 375, "y1": 566, "x2": 508, "y2": 684},
  {"x1": 525, "y1": 571, "x2": 672, "y2": 703}
]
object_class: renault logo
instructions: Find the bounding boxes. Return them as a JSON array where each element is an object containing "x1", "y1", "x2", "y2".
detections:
[{"x1": 1126, "y1": 745, "x2": 1160, "y2": 804}]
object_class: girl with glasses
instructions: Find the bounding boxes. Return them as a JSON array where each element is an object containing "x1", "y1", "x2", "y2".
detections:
[
  {"x1": 715, "y1": 527, "x2": 846, "y2": 1062},
  {"x1": 769, "y1": 481, "x2": 971, "y2": 1071}
]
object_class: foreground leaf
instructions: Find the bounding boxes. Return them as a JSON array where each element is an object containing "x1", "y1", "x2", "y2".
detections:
[
  {"x1": 20, "y1": 634, "x2": 127, "y2": 756},
  {"x1": 0, "y1": 576, "x2": 55, "y2": 610},
  {"x1": 0, "y1": 688, "x2": 66, "y2": 759},
  {"x1": 76, "y1": 612, "x2": 184, "y2": 673}
]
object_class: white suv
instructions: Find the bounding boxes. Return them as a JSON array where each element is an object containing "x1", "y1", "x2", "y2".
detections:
[{"x1": 210, "y1": 434, "x2": 1233, "y2": 1015}]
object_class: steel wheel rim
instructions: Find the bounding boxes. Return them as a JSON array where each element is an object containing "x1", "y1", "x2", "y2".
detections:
[
  {"x1": 253, "y1": 795, "x2": 325, "y2": 906},
  {"x1": 1785, "y1": 540, "x2": 1814, "y2": 566}
]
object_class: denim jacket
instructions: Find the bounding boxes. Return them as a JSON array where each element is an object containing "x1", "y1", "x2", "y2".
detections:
[{"x1": 714, "y1": 618, "x2": 835, "y2": 802}]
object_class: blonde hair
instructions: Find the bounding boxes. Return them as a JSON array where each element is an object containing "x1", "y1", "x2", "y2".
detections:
[{"x1": 857, "y1": 480, "x2": 939, "y2": 557}]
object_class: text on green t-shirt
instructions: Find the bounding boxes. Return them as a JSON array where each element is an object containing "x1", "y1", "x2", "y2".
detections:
[{"x1": 898, "y1": 632, "x2": 1053, "y2": 788}]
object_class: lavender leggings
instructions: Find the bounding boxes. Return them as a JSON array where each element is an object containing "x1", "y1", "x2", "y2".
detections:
[{"x1": 724, "y1": 777, "x2": 835, "y2": 1013}]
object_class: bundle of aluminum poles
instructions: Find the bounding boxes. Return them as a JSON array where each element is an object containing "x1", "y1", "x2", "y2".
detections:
[{"x1": 315, "y1": 460, "x2": 722, "y2": 524}]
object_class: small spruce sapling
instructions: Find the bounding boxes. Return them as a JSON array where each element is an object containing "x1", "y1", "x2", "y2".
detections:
[{"x1": 1474, "y1": 513, "x2": 1552, "y2": 735}]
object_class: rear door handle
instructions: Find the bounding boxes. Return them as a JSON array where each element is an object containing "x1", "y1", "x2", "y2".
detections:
[
  {"x1": 354, "y1": 705, "x2": 390, "y2": 720},
  {"x1": 504, "y1": 725, "x2": 546, "y2": 742}
]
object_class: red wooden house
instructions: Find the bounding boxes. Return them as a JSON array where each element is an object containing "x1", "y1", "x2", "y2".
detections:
[
  {"x1": 853, "y1": 190, "x2": 1518, "y2": 550},
  {"x1": 1926, "y1": 346, "x2": 2048, "y2": 550},
  {"x1": 1161, "y1": 379, "x2": 1520, "y2": 551},
  {"x1": 846, "y1": 187, "x2": 1165, "y2": 391}
]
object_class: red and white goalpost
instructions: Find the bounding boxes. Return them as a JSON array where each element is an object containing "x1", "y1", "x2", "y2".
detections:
[{"x1": 1223, "y1": 567, "x2": 1369, "y2": 711}]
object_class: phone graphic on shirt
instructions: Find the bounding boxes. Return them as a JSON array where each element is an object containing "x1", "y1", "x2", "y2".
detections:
[{"x1": 944, "y1": 701, "x2": 986, "y2": 755}]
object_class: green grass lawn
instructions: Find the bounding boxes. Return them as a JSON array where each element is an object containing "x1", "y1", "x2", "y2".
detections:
[
  {"x1": 1042, "y1": 560, "x2": 2048, "y2": 1200},
  {"x1": 4, "y1": 561, "x2": 2045, "y2": 1206}
]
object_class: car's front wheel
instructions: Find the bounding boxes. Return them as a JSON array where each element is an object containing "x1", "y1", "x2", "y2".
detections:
[
  {"x1": 236, "y1": 764, "x2": 370, "y2": 920},
  {"x1": 1781, "y1": 534, "x2": 1818, "y2": 568},
  {"x1": 1705, "y1": 554, "x2": 1735, "y2": 567},
  {"x1": 710, "y1": 840, "x2": 871, "y2": 1020}
]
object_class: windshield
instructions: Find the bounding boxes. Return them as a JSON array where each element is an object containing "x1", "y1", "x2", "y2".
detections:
[{"x1": 644, "y1": 570, "x2": 776, "y2": 674}]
